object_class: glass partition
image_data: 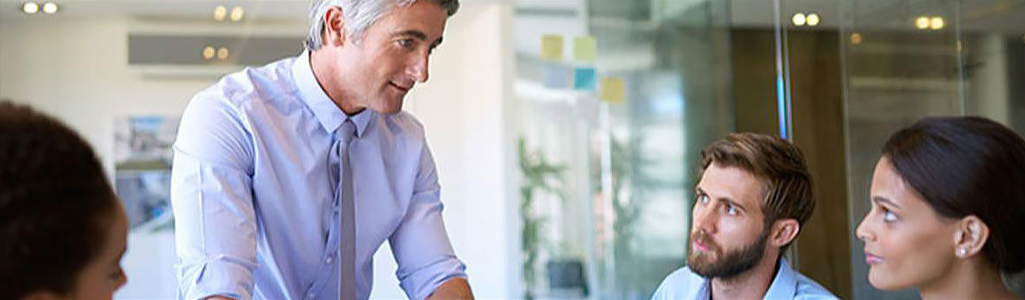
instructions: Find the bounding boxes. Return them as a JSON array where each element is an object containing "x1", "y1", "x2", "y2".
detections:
[{"x1": 512, "y1": 0, "x2": 732, "y2": 298}]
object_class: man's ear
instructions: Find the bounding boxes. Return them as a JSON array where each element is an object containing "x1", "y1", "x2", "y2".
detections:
[
  {"x1": 770, "y1": 219, "x2": 800, "y2": 248},
  {"x1": 322, "y1": 6, "x2": 347, "y2": 47},
  {"x1": 951, "y1": 215, "x2": 989, "y2": 258}
]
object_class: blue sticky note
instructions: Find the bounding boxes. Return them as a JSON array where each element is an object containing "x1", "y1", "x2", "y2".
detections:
[
  {"x1": 574, "y1": 67, "x2": 596, "y2": 90},
  {"x1": 542, "y1": 64, "x2": 570, "y2": 89}
]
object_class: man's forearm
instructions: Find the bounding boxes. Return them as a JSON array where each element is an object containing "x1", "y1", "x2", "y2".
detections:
[{"x1": 426, "y1": 277, "x2": 473, "y2": 300}]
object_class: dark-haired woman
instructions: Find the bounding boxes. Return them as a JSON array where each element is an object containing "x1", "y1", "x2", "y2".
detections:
[
  {"x1": 1, "y1": 100, "x2": 128, "y2": 300},
  {"x1": 857, "y1": 116, "x2": 1025, "y2": 300}
]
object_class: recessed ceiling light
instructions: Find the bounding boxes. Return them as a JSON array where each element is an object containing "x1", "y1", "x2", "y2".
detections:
[
  {"x1": 22, "y1": 2, "x2": 39, "y2": 14},
  {"x1": 41, "y1": 2, "x2": 57, "y2": 14},
  {"x1": 217, "y1": 47, "x2": 230, "y2": 60},
  {"x1": 230, "y1": 6, "x2": 244, "y2": 22},
  {"x1": 202, "y1": 46, "x2": 215, "y2": 60},
  {"x1": 213, "y1": 5, "x2": 226, "y2": 21},
  {"x1": 792, "y1": 13, "x2": 806, "y2": 26},
  {"x1": 850, "y1": 33, "x2": 862, "y2": 45},
  {"x1": 915, "y1": 16, "x2": 930, "y2": 30},
  {"x1": 806, "y1": 13, "x2": 820, "y2": 26},
  {"x1": 930, "y1": 17, "x2": 944, "y2": 30}
]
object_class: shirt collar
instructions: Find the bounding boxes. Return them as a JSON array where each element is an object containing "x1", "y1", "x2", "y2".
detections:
[
  {"x1": 763, "y1": 258, "x2": 799, "y2": 300},
  {"x1": 291, "y1": 50, "x2": 372, "y2": 137},
  {"x1": 696, "y1": 278, "x2": 711, "y2": 300}
]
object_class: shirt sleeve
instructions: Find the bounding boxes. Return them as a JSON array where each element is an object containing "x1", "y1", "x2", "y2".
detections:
[
  {"x1": 389, "y1": 141, "x2": 468, "y2": 300},
  {"x1": 171, "y1": 91, "x2": 259, "y2": 300}
]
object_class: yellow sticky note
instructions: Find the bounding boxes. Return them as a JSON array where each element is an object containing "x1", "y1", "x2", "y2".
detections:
[
  {"x1": 541, "y1": 34, "x2": 563, "y2": 61},
  {"x1": 601, "y1": 77, "x2": 625, "y2": 104},
  {"x1": 573, "y1": 36, "x2": 596, "y2": 62}
]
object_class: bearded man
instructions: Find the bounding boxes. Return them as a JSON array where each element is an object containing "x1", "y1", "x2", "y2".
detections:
[{"x1": 652, "y1": 133, "x2": 837, "y2": 300}]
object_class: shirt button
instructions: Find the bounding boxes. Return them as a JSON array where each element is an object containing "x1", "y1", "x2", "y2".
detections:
[
  {"x1": 306, "y1": 292, "x2": 315, "y2": 299},
  {"x1": 325, "y1": 256, "x2": 333, "y2": 264}
]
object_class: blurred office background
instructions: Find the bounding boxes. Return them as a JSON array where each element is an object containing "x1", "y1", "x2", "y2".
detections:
[{"x1": 1, "y1": 0, "x2": 1023, "y2": 299}]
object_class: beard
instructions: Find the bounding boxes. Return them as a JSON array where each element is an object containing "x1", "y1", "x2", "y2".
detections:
[{"x1": 687, "y1": 228, "x2": 769, "y2": 280}]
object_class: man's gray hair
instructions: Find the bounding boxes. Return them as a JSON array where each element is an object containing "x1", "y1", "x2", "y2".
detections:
[{"x1": 305, "y1": 0, "x2": 459, "y2": 50}]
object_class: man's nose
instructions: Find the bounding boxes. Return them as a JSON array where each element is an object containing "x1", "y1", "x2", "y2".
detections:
[
  {"x1": 408, "y1": 52, "x2": 429, "y2": 83},
  {"x1": 692, "y1": 203, "x2": 718, "y2": 234}
]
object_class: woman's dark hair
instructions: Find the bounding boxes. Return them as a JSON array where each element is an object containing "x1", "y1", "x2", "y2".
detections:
[
  {"x1": 883, "y1": 116, "x2": 1025, "y2": 273},
  {"x1": 0, "y1": 100, "x2": 120, "y2": 299}
]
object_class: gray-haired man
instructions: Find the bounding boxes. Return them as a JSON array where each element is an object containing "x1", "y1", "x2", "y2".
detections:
[{"x1": 171, "y1": 0, "x2": 472, "y2": 299}]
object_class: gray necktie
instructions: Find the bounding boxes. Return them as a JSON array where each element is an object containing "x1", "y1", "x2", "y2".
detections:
[{"x1": 333, "y1": 120, "x2": 357, "y2": 300}]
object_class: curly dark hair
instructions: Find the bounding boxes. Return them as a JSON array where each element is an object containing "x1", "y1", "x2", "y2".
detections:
[
  {"x1": 884, "y1": 116, "x2": 1025, "y2": 273},
  {"x1": 0, "y1": 100, "x2": 120, "y2": 299}
]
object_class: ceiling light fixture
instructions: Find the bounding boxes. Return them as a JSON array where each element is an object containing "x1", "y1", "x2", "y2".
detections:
[
  {"x1": 22, "y1": 2, "x2": 39, "y2": 14},
  {"x1": 850, "y1": 33, "x2": 863, "y2": 45},
  {"x1": 214, "y1": 5, "x2": 226, "y2": 21},
  {"x1": 217, "y1": 47, "x2": 230, "y2": 60},
  {"x1": 806, "y1": 13, "x2": 820, "y2": 26},
  {"x1": 203, "y1": 46, "x2": 216, "y2": 60},
  {"x1": 230, "y1": 6, "x2": 244, "y2": 22},
  {"x1": 41, "y1": 2, "x2": 57, "y2": 14},
  {"x1": 792, "y1": 13, "x2": 806, "y2": 26},
  {"x1": 915, "y1": 16, "x2": 930, "y2": 29},
  {"x1": 930, "y1": 17, "x2": 944, "y2": 30}
]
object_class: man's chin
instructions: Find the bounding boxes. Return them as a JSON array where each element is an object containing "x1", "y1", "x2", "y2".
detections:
[
  {"x1": 369, "y1": 101, "x2": 404, "y2": 114},
  {"x1": 687, "y1": 246, "x2": 765, "y2": 279},
  {"x1": 687, "y1": 255, "x2": 717, "y2": 275}
]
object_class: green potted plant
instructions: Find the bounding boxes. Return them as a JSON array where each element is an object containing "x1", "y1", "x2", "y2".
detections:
[{"x1": 518, "y1": 137, "x2": 567, "y2": 300}]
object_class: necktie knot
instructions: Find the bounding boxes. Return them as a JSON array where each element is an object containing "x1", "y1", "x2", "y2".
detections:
[{"x1": 338, "y1": 120, "x2": 357, "y2": 146}]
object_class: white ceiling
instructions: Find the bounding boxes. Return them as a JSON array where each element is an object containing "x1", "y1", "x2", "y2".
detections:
[
  {"x1": 0, "y1": 0, "x2": 310, "y2": 21},
  {"x1": 1, "y1": 0, "x2": 1021, "y2": 33}
]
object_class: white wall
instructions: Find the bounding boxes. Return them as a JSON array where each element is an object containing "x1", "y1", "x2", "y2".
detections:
[
  {"x1": 0, "y1": 17, "x2": 210, "y2": 178},
  {"x1": 0, "y1": 1, "x2": 517, "y2": 298},
  {"x1": 1, "y1": 16, "x2": 205, "y2": 299}
]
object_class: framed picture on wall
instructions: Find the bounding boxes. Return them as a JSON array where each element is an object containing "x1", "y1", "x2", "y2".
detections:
[{"x1": 114, "y1": 116, "x2": 179, "y2": 232}]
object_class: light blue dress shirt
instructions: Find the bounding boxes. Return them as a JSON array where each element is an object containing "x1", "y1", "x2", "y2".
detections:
[
  {"x1": 651, "y1": 258, "x2": 837, "y2": 300},
  {"x1": 171, "y1": 50, "x2": 466, "y2": 300}
]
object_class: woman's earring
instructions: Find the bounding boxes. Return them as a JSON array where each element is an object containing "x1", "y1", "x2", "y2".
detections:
[{"x1": 957, "y1": 248, "x2": 967, "y2": 257}]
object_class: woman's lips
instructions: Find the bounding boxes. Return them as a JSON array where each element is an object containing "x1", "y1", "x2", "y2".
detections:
[{"x1": 864, "y1": 250, "x2": 884, "y2": 265}]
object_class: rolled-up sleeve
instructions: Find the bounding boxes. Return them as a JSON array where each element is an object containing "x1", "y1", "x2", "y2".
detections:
[
  {"x1": 171, "y1": 92, "x2": 258, "y2": 300},
  {"x1": 390, "y1": 143, "x2": 467, "y2": 300}
]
